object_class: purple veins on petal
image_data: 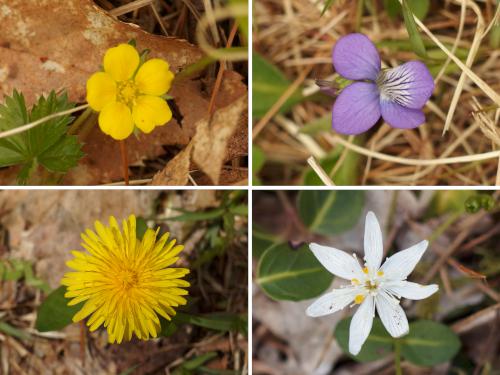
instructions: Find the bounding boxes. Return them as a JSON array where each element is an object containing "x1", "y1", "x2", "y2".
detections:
[
  {"x1": 332, "y1": 82, "x2": 381, "y2": 135},
  {"x1": 380, "y1": 100, "x2": 425, "y2": 129},
  {"x1": 376, "y1": 61, "x2": 434, "y2": 109},
  {"x1": 332, "y1": 33, "x2": 381, "y2": 81}
]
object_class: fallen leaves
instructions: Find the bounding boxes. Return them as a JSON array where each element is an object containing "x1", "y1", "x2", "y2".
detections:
[
  {"x1": 151, "y1": 144, "x2": 193, "y2": 185},
  {"x1": 192, "y1": 95, "x2": 248, "y2": 184}
]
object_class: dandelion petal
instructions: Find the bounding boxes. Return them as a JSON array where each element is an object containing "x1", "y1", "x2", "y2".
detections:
[
  {"x1": 377, "y1": 61, "x2": 434, "y2": 109},
  {"x1": 332, "y1": 33, "x2": 381, "y2": 81},
  {"x1": 332, "y1": 82, "x2": 380, "y2": 135},
  {"x1": 380, "y1": 100, "x2": 425, "y2": 129}
]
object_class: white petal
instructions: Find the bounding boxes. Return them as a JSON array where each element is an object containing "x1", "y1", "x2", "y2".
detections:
[
  {"x1": 375, "y1": 293, "x2": 409, "y2": 338},
  {"x1": 363, "y1": 211, "x2": 383, "y2": 271},
  {"x1": 310, "y1": 243, "x2": 364, "y2": 280},
  {"x1": 349, "y1": 296, "x2": 375, "y2": 355},
  {"x1": 306, "y1": 288, "x2": 357, "y2": 317},
  {"x1": 387, "y1": 281, "x2": 438, "y2": 300},
  {"x1": 379, "y1": 240, "x2": 428, "y2": 280}
]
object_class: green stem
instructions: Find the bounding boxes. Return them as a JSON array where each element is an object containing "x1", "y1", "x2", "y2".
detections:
[
  {"x1": 394, "y1": 339, "x2": 402, "y2": 375},
  {"x1": 68, "y1": 106, "x2": 93, "y2": 135},
  {"x1": 428, "y1": 211, "x2": 462, "y2": 244},
  {"x1": 355, "y1": 0, "x2": 364, "y2": 31}
]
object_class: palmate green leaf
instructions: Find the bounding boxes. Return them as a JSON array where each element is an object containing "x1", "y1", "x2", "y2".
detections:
[
  {"x1": 297, "y1": 191, "x2": 364, "y2": 235},
  {"x1": 257, "y1": 243, "x2": 333, "y2": 301},
  {"x1": 36, "y1": 286, "x2": 83, "y2": 332},
  {"x1": 0, "y1": 90, "x2": 84, "y2": 183},
  {"x1": 252, "y1": 53, "x2": 304, "y2": 118},
  {"x1": 401, "y1": 0, "x2": 427, "y2": 58}
]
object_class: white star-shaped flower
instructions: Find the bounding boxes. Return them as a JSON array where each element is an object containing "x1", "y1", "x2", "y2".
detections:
[{"x1": 306, "y1": 211, "x2": 438, "y2": 355}]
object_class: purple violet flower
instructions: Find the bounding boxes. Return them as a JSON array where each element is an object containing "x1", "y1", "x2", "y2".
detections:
[{"x1": 331, "y1": 33, "x2": 434, "y2": 135}]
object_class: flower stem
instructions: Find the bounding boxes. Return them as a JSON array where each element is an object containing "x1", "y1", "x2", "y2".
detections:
[
  {"x1": 394, "y1": 339, "x2": 402, "y2": 375},
  {"x1": 119, "y1": 140, "x2": 129, "y2": 185}
]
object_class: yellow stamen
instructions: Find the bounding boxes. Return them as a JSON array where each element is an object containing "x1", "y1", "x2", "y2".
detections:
[
  {"x1": 351, "y1": 278, "x2": 360, "y2": 285},
  {"x1": 354, "y1": 294, "x2": 365, "y2": 304},
  {"x1": 377, "y1": 270, "x2": 384, "y2": 276},
  {"x1": 362, "y1": 267, "x2": 369, "y2": 274}
]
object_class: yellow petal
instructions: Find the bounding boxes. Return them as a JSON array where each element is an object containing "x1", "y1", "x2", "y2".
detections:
[
  {"x1": 135, "y1": 59, "x2": 174, "y2": 96},
  {"x1": 103, "y1": 43, "x2": 140, "y2": 82},
  {"x1": 132, "y1": 95, "x2": 172, "y2": 133},
  {"x1": 98, "y1": 102, "x2": 134, "y2": 140},
  {"x1": 86, "y1": 72, "x2": 117, "y2": 111}
]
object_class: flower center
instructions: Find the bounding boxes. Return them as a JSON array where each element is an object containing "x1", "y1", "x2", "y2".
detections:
[
  {"x1": 116, "y1": 268, "x2": 139, "y2": 291},
  {"x1": 117, "y1": 80, "x2": 139, "y2": 107},
  {"x1": 376, "y1": 68, "x2": 413, "y2": 107}
]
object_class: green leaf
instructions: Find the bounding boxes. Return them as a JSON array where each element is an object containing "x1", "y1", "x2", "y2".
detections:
[
  {"x1": 321, "y1": 0, "x2": 335, "y2": 16},
  {"x1": 303, "y1": 141, "x2": 361, "y2": 186},
  {"x1": 135, "y1": 216, "x2": 149, "y2": 240},
  {"x1": 384, "y1": 0, "x2": 430, "y2": 20},
  {"x1": 252, "y1": 145, "x2": 266, "y2": 185},
  {"x1": 257, "y1": 243, "x2": 333, "y2": 301},
  {"x1": 252, "y1": 53, "x2": 304, "y2": 119},
  {"x1": 168, "y1": 208, "x2": 225, "y2": 222},
  {"x1": 173, "y1": 312, "x2": 247, "y2": 336},
  {"x1": 335, "y1": 318, "x2": 461, "y2": 366},
  {"x1": 299, "y1": 115, "x2": 330, "y2": 135},
  {"x1": 252, "y1": 228, "x2": 281, "y2": 259},
  {"x1": 0, "y1": 321, "x2": 31, "y2": 341},
  {"x1": 183, "y1": 352, "x2": 218, "y2": 370},
  {"x1": 35, "y1": 286, "x2": 83, "y2": 332},
  {"x1": 0, "y1": 90, "x2": 84, "y2": 183},
  {"x1": 401, "y1": 0, "x2": 427, "y2": 58},
  {"x1": 297, "y1": 191, "x2": 364, "y2": 235},
  {"x1": 0, "y1": 259, "x2": 50, "y2": 293},
  {"x1": 402, "y1": 320, "x2": 461, "y2": 366},
  {"x1": 335, "y1": 317, "x2": 394, "y2": 362}
]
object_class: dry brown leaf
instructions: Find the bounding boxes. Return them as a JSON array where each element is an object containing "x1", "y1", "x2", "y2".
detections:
[
  {"x1": 150, "y1": 144, "x2": 193, "y2": 185},
  {"x1": 0, "y1": 0, "x2": 202, "y2": 104},
  {"x1": 192, "y1": 95, "x2": 248, "y2": 184},
  {"x1": 0, "y1": 0, "x2": 248, "y2": 185}
]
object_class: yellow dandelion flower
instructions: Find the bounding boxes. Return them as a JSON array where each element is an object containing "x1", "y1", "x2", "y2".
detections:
[
  {"x1": 86, "y1": 43, "x2": 175, "y2": 140},
  {"x1": 61, "y1": 215, "x2": 189, "y2": 344}
]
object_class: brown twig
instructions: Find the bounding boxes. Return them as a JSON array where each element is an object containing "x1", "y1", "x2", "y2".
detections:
[{"x1": 207, "y1": 20, "x2": 240, "y2": 122}]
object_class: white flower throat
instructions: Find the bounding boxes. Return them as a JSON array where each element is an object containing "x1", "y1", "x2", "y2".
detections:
[{"x1": 376, "y1": 66, "x2": 413, "y2": 107}]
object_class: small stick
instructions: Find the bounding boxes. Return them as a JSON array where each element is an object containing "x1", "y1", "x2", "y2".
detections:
[
  {"x1": 119, "y1": 140, "x2": 130, "y2": 185},
  {"x1": 207, "y1": 20, "x2": 240, "y2": 121},
  {"x1": 307, "y1": 156, "x2": 335, "y2": 186}
]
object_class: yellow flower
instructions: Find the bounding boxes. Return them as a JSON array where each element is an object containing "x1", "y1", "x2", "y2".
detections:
[
  {"x1": 86, "y1": 44, "x2": 175, "y2": 140},
  {"x1": 61, "y1": 215, "x2": 189, "y2": 344}
]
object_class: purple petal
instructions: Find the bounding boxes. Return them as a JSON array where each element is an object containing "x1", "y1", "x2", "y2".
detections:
[
  {"x1": 380, "y1": 100, "x2": 425, "y2": 129},
  {"x1": 376, "y1": 61, "x2": 434, "y2": 109},
  {"x1": 332, "y1": 33, "x2": 381, "y2": 81},
  {"x1": 332, "y1": 82, "x2": 381, "y2": 135}
]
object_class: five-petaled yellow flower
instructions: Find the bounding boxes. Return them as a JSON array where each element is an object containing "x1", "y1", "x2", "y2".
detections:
[
  {"x1": 61, "y1": 215, "x2": 189, "y2": 344},
  {"x1": 86, "y1": 43, "x2": 175, "y2": 140}
]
